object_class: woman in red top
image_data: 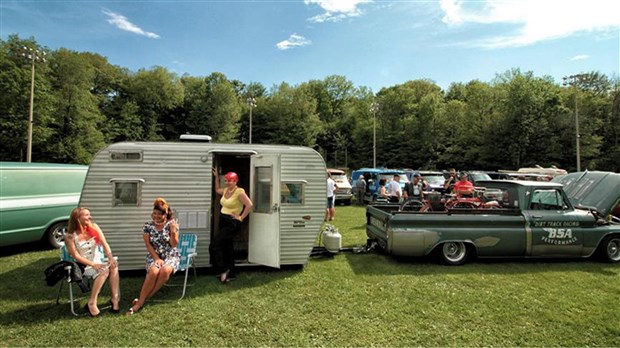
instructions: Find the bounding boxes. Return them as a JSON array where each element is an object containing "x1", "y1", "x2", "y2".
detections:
[{"x1": 65, "y1": 207, "x2": 120, "y2": 317}]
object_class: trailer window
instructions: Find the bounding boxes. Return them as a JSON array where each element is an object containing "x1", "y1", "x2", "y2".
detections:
[
  {"x1": 111, "y1": 180, "x2": 143, "y2": 206},
  {"x1": 254, "y1": 167, "x2": 273, "y2": 213},
  {"x1": 280, "y1": 182, "x2": 305, "y2": 205},
  {"x1": 109, "y1": 151, "x2": 143, "y2": 161}
]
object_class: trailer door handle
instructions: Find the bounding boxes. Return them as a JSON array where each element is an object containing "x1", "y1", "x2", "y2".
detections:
[{"x1": 532, "y1": 215, "x2": 542, "y2": 219}]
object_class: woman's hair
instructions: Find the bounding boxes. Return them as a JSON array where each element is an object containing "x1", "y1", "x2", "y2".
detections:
[
  {"x1": 224, "y1": 172, "x2": 238, "y2": 182},
  {"x1": 68, "y1": 207, "x2": 99, "y2": 243},
  {"x1": 153, "y1": 197, "x2": 173, "y2": 220},
  {"x1": 379, "y1": 178, "x2": 386, "y2": 186}
]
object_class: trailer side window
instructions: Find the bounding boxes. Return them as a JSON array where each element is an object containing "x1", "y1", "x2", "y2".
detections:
[
  {"x1": 280, "y1": 182, "x2": 305, "y2": 205},
  {"x1": 109, "y1": 151, "x2": 143, "y2": 161},
  {"x1": 111, "y1": 179, "x2": 144, "y2": 206}
]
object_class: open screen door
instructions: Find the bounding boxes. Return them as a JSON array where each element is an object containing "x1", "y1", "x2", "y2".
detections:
[{"x1": 248, "y1": 154, "x2": 281, "y2": 268}]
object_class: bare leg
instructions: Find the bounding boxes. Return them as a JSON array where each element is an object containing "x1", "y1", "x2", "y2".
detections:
[
  {"x1": 146, "y1": 265, "x2": 174, "y2": 299},
  {"x1": 88, "y1": 270, "x2": 109, "y2": 315},
  {"x1": 129, "y1": 266, "x2": 159, "y2": 313},
  {"x1": 108, "y1": 266, "x2": 120, "y2": 310}
]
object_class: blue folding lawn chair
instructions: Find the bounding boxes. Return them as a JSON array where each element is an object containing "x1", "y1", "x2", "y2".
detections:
[{"x1": 161, "y1": 233, "x2": 198, "y2": 301}]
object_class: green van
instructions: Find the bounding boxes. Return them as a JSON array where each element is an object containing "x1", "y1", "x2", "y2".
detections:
[{"x1": 0, "y1": 162, "x2": 87, "y2": 248}]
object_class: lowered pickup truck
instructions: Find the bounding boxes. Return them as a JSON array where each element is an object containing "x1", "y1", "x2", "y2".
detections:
[{"x1": 365, "y1": 171, "x2": 620, "y2": 265}]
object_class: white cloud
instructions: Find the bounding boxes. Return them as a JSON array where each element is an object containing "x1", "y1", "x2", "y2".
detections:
[
  {"x1": 305, "y1": 0, "x2": 372, "y2": 23},
  {"x1": 570, "y1": 54, "x2": 589, "y2": 61},
  {"x1": 276, "y1": 33, "x2": 312, "y2": 50},
  {"x1": 439, "y1": 0, "x2": 620, "y2": 48},
  {"x1": 102, "y1": 9, "x2": 160, "y2": 39}
]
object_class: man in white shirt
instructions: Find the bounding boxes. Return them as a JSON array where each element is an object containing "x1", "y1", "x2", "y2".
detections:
[
  {"x1": 387, "y1": 174, "x2": 402, "y2": 203},
  {"x1": 325, "y1": 172, "x2": 337, "y2": 221}
]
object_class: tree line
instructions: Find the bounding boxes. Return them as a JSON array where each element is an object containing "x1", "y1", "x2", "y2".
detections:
[{"x1": 1, "y1": 35, "x2": 619, "y2": 172}]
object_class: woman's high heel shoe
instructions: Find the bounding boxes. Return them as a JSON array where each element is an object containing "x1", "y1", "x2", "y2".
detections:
[
  {"x1": 84, "y1": 304, "x2": 100, "y2": 317},
  {"x1": 109, "y1": 299, "x2": 120, "y2": 314}
]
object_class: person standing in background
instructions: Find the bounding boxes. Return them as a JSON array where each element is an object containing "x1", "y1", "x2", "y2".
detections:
[
  {"x1": 354, "y1": 174, "x2": 366, "y2": 205},
  {"x1": 325, "y1": 172, "x2": 337, "y2": 221}
]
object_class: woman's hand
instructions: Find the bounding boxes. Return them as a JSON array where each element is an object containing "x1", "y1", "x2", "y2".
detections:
[
  {"x1": 107, "y1": 257, "x2": 118, "y2": 269},
  {"x1": 212, "y1": 167, "x2": 218, "y2": 177},
  {"x1": 154, "y1": 258, "x2": 165, "y2": 268},
  {"x1": 170, "y1": 218, "x2": 179, "y2": 233}
]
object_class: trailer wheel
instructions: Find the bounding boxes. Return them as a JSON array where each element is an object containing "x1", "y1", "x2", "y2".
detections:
[
  {"x1": 45, "y1": 221, "x2": 67, "y2": 249},
  {"x1": 601, "y1": 236, "x2": 620, "y2": 263},
  {"x1": 440, "y1": 242, "x2": 468, "y2": 265}
]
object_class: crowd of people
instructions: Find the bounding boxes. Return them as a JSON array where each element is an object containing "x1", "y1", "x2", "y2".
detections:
[{"x1": 348, "y1": 168, "x2": 477, "y2": 206}]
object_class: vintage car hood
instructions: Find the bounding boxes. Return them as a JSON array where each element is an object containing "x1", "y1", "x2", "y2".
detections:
[{"x1": 553, "y1": 171, "x2": 620, "y2": 217}]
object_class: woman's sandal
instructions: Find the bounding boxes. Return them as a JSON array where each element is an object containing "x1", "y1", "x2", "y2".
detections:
[{"x1": 126, "y1": 305, "x2": 141, "y2": 316}]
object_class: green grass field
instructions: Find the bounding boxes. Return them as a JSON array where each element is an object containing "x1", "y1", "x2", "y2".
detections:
[{"x1": 1, "y1": 205, "x2": 618, "y2": 347}]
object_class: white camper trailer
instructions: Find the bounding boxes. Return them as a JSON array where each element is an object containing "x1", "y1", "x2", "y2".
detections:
[{"x1": 79, "y1": 141, "x2": 327, "y2": 271}]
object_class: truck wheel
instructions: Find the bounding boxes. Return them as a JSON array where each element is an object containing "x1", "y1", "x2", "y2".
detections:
[
  {"x1": 45, "y1": 221, "x2": 67, "y2": 249},
  {"x1": 440, "y1": 242, "x2": 468, "y2": 265},
  {"x1": 601, "y1": 236, "x2": 620, "y2": 262}
]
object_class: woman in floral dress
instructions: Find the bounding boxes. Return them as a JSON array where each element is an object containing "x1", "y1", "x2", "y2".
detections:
[{"x1": 127, "y1": 197, "x2": 180, "y2": 315}]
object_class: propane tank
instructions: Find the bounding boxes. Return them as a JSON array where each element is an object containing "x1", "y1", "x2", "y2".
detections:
[{"x1": 322, "y1": 224, "x2": 342, "y2": 253}]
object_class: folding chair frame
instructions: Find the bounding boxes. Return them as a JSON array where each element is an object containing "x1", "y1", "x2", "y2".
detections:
[{"x1": 155, "y1": 233, "x2": 198, "y2": 302}]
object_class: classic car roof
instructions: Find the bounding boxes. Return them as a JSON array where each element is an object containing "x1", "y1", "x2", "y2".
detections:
[{"x1": 553, "y1": 171, "x2": 620, "y2": 217}]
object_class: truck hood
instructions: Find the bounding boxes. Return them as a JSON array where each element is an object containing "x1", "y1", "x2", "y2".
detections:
[{"x1": 553, "y1": 171, "x2": 620, "y2": 217}]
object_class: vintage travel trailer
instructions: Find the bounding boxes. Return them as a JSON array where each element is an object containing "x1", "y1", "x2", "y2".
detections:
[{"x1": 79, "y1": 140, "x2": 327, "y2": 271}]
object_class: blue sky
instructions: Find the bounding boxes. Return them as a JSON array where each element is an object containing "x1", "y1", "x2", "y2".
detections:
[{"x1": 2, "y1": 0, "x2": 619, "y2": 92}]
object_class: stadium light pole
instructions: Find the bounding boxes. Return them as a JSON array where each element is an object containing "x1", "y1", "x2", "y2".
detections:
[
  {"x1": 370, "y1": 102, "x2": 379, "y2": 168},
  {"x1": 21, "y1": 46, "x2": 46, "y2": 162},
  {"x1": 562, "y1": 74, "x2": 588, "y2": 172},
  {"x1": 247, "y1": 97, "x2": 256, "y2": 144}
]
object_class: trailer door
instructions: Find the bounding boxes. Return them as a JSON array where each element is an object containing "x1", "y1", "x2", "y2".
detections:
[{"x1": 249, "y1": 154, "x2": 281, "y2": 268}]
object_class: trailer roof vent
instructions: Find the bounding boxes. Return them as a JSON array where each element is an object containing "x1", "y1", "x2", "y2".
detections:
[{"x1": 180, "y1": 134, "x2": 212, "y2": 142}]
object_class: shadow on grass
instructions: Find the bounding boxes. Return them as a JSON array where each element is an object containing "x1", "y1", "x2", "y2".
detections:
[
  {"x1": 343, "y1": 251, "x2": 619, "y2": 276},
  {"x1": 0, "y1": 240, "x2": 52, "y2": 257}
]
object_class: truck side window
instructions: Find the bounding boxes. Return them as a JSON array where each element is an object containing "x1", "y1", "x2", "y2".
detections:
[
  {"x1": 280, "y1": 182, "x2": 305, "y2": 205},
  {"x1": 530, "y1": 189, "x2": 567, "y2": 211}
]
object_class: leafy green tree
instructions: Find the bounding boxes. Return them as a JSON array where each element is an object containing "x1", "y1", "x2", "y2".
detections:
[
  {"x1": 183, "y1": 72, "x2": 242, "y2": 142},
  {"x1": 125, "y1": 66, "x2": 184, "y2": 141},
  {"x1": 46, "y1": 48, "x2": 106, "y2": 164},
  {"x1": 255, "y1": 82, "x2": 322, "y2": 146},
  {"x1": 0, "y1": 35, "x2": 54, "y2": 161}
]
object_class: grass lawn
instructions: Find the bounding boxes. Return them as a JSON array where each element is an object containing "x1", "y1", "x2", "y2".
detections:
[{"x1": 1, "y1": 205, "x2": 619, "y2": 347}]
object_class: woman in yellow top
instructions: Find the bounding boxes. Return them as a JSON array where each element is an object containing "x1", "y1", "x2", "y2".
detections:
[{"x1": 212, "y1": 167, "x2": 254, "y2": 283}]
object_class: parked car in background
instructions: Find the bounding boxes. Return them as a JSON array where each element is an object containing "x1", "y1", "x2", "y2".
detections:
[
  {"x1": 327, "y1": 168, "x2": 353, "y2": 205},
  {"x1": 0, "y1": 162, "x2": 87, "y2": 248},
  {"x1": 417, "y1": 170, "x2": 446, "y2": 193},
  {"x1": 351, "y1": 168, "x2": 409, "y2": 202},
  {"x1": 464, "y1": 171, "x2": 493, "y2": 186}
]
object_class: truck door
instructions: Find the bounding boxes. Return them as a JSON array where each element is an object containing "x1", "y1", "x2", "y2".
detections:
[
  {"x1": 526, "y1": 188, "x2": 583, "y2": 257},
  {"x1": 248, "y1": 154, "x2": 281, "y2": 268}
]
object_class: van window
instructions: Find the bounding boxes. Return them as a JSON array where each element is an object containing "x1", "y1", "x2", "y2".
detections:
[
  {"x1": 111, "y1": 179, "x2": 143, "y2": 206},
  {"x1": 254, "y1": 166, "x2": 273, "y2": 213},
  {"x1": 280, "y1": 182, "x2": 305, "y2": 205},
  {"x1": 110, "y1": 151, "x2": 143, "y2": 161}
]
